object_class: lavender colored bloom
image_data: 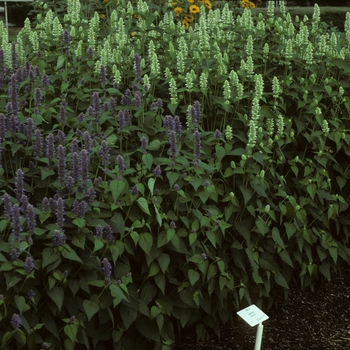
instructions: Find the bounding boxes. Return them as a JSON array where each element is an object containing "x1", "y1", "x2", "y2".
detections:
[
  {"x1": 126, "y1": 272, "x2": 132, "y2": 278},
  {"x1": 56, "y1": 130, "x2": 66, "y2": 144},
  {"x1": 11, "y1": 203, "x2": 22, "y2": 243},
  {"x1": 99, "y1": 140, "x2": 110, "y2": 167},
  {"x1": 26, "y1": 204, "x2": 36, "y2": 234},
  {"x1": 56, "y1": 197, "x2": 65, "y2": 228},
  {"x1": 27, "y1": 289, "x2": 35, "y2": 299},
  {"x1": 65, "y1": 175, "x2": 74, "y2": 193},
  {"x1": 9, "y1": 114, "x2": 18, "y2": 133},
  {"x1": 191, "y1": 101, "x2": 202, "y2": 126},
  {"x1": 83, "y1": 131, "x2": 91, "y2": 154},
  {"x1": 72, "y1": 152, "x2": 81, "y2": 182},
  {"x1": 86, "y1": 47, "x2": 93, "y2": 60},
  {"x1": 104, "y1": 224, "x2": 113, "y2": 242},
  {"x1": 11, "y1": 313, "x2": 22, "y2": 330},
  {"x1": 0, "y1": 113, "x2": 6, "y2": 139},
  {"x1": 174, "y1": 116, "x2": 182, "y2": 133},
  {"x1": 95, "y1": 225, "x2": 103, "y2": 239},
  {"x1": 133, "y1": 53, "x2": 142, "y2": 81},
  {"x1": 35, "y1": 66, "x2": 41, "y2": 78},
  {"x1": 29, "y1": 67, "x2": 35, "y2": 82},
  {"x1": 52, "y1": 230, "x2": 66, "y2": 246},
  {"x1": 91, "y1": 92, "x2": 100, "y2": 117},
  {"x1": 170, "y1": 221, "x2": 176, "y2": 229},
  {"x1": 163, "y1": 115, "x2": 174, "y2": 132},
  {"x1": 169, "y1": 130, "x2": 177, "y2": 164},
  {"x1": 200, "y1": 253, "x2": 207, "y2": 261},
  {"x1": 87, "y1": 187, "x2": 96, "y2": 204},
  {"x1": 41, "y1": 73, "x2": 50, "y2": 88},
  {"x1": 69, "y1": 316, "x2": 75, "y2": 323},
  {"x1": 57, "y1": 145, "x2": 66, "y2": 184},
  {"x1": 77, "y1": 112, "x2": 85, "y2": 122},
  {"x1": 63, "y1": 30, "x2": 70, "y2": 45},
  {"x1": 140, "y1": 136, "x2": 148, "y2": 153},
  {"x1": 101, "y1": 258, "x2": 112, "y2": 286},
  {"x1": 19, "y1": 195, "x2": 28, "y2": 216},
  {"x1": 193, "y1": 128, "x2": 201, "y2": 159},
  {"x1": 116, "y1": 155, "x2": 125, "y2": 174},
  {"x1": 153, "y1": 165, "x2": 162, "y2": 177},
  {"x1": 45, "y1": 133, "x2": 55, "y2": 165},
  {"x1": 109, "y1": 97, "x2": 117, "y2": 115},
  {"x1": 34, "y1": 129, "x2": 43, "y2": 157},
  {"x1": 10, "y1": 248, "x2": 20, "y2": 261},
  {"x1": 174, "y1": 184, "x2": 180, "y2": 192},
  {"x1": 59, "y1": 99, "x2": 67, "y2": 125},
  {"x1": 72, "y1": 200, "x2": 88, "y2": 218},
  {"x1": 117, "y1": 110, "x2": 125, "y2": 130},
  {"x1": 87, "y1": 106, "x2": 93, "y2": 117},
  {"x1": 71, "y1": 139, "x2": 79, "y2": 154},
  {"x1": 121, "y1": 89, "x2": 132, "y2": 106},
  {"x1": 81, "y1": 149, "x2": 90, "y2": 185},
  {"x1": 94, "y1": 176, "x2": 103, "y2": 187},
  {"x1": 100, "y1": 64, "x2": 107, "y2": 86},
  {"x1": 193, "y1": 160, "x2": 199, "y2": 169},
  {"x1": 214, "y1": 129, "x2": 222, "y2": 139},
  {"x1": 24, "y1": 256, "x2": 35, "y2": 273},
  {"x1": 134, "y1": 91, "x2": 142, "y2": 108},
  {"x1": 50, "y1": 197, "x2": 57, "y2": 212},
  {"x1": 26, "y1": 118, "x2": 34, "y2": 138},
  {"x1": 130, "y1": 185, "x2": 139, "y2": 195},
  {"x1": 10, "y1": 74, "x2": 19, "y2": 115},
  {"x1": 41, "y1": 343, "x2": 50, "y2": 349},
  {"x1": 34, "y1": 87, "x2": 42, "y2": 107},
  {"x1": 155, "y1": 98, "x2": 163, "y2": 109},
  {"x1": 205, "y1": 180, "x2": 210, "y2": 187},
  {"x1": 41, "y1": 197, "x2": 50, "y2": 212}
]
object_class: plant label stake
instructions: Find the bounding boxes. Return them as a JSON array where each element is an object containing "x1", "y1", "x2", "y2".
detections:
[{"x1": 237, "y1": 304, "x2": 269, "y2": 350}]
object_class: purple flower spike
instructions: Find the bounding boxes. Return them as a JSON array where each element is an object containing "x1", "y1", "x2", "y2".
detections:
[
  {"x1": 104, "y1": 224, "x2": 114, "y2": 242},
  {"x1": 95, "y1": 225, "x2": 103, "y2": 239},
  {"x1": 193, "y1": 129, "x2": 201, "y2": 159},
  {"x1": 100, "y1": 140, "x2": 110, "y2": 167},
  {"x1": 200, "y1": 253, "x2": 207, "y2": 261},
  {"x1": 45, "y1": 133, "x2": 55, "y2": 165},
  {"x1": 57, "y1": 145, "x2": 66, "y2": 185},
  {"x1": 34, "y1": 129, "x2": 43, "y2": 157},
  {"x1": 11, "y1": 203, "x2": 22, "y2": 242},
  {"x1": 24, "y1": 256, "x2": 35, "y2": 274},
  {"x1": 15, "y1": 169, "x2": 25, "y2": 201},
  {"x1": 101, "y1": 258, "x2": 112, "y2": 286},
  {"x1": 34, "y1": 87, "x2": 42, "y2": 107},
  {"x1": 153, "y1": 165, "x2": 162, "y2": 177},
  {"x1": 26, "y1": 204, "x2": 36, "y2": 234},
  {"x1": 170, "y1": 221, "x2": 176, "y2": 229},
  {"x1": 11, "y1": 313, "x2": 22, "y2": 330},
  {"x1": 10, "y1": 248, "x2": 20, "y2": 261},
  {"x1": 140, "y1": 136, "x2": 148, "y2": 153},
  {"x1": 116, "y1": 155, "x2": 126, "y2": 174},
  {"x1": 100, "y1": 64, "x2": 107, "y2": 87},
  {"x1": 214, "y1": 129, "x2": 222, "y2": 139},
  {"x1": 91, "y1": 92, "x2": 100, "y2": 117},
  {"x1": 56, "y1": 197, "x2": 65, "y2": 228},
  {"x1": 52, "y1": 230, "x2": 66, "y2": 246},
  {"x1": 133, "y1": 53, "x2": 142, "y2": 81}
]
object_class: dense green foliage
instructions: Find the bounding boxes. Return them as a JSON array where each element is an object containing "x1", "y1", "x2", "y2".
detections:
[{"x1": 0, "y1": 1, "x2": 350, "y2": 349}]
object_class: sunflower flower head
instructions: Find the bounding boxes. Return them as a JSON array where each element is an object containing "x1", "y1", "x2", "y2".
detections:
[
  {"x1": 182, "y1": 19, "x2": 189, "y2": 29},
  {"x1": 205, "y1": 0, "x2": 212, "y2": 9},
  {"x1": 174, "y1": 6, "x2": 183, "y2": 15}
]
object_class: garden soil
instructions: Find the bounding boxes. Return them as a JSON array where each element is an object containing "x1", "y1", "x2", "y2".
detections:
[{"x1": 175, "y1": 264, "x2": 350, "y2": 350}]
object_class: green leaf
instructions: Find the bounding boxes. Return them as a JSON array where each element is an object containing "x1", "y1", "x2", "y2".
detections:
[
  {"x1": 279, "y1": 250, "x2": 294, "y2": 267},
  {"x1": 110, "y1": 180, "x2": 126, "y2": 202},
  {"x1": 148, "y1": 262, "x2": 160, "y2": 277},
  {"x1": 1, "y1": 331, "x2": 12, "y2": 349},
  {"x1": 47, "y1": 286, "x2": 64, "y2": 311},
  {"x1": 150, "y1": 305, "x2": 162, "y2": 319},
  {"x1": 139, "y1": 232, "x2": 153, "y2": 255},
  {"x1": 0, "y1": 219, "x2": 8, "y2": 232},
  {"x1": 56, "y1": 55, "x2": 65, "y2": 70},
  {"x1": 274, "y1": 272, "x2": 289, "y2": 289},
  {"x1": 157, "y1": 254, "x2": 170, "y2": 274},
  {"x1": 255, "y1": 217, "x2": 269, "y2": 235},
  {"x1": 110, "y1": 241, "x2": 124, "y2": 265},
  {"x1": 188, "y1": 269, "x2": 200, "y2": 286},
  {"x1": 166, "y1": 172, "x2": 180, "y2": 188},
  {"x1": 62, "y1": 247, "x2": 83, "y2": 263},
  {"x1": 64, "y1": 324, "x2": 78, "y2": 343},
  {"x1": 154, "y1": 273, "x2": 166, "y2": 294},
  {"x1": 83, "y1": 300, "x2": 100, "y2": 321},
  {"x1": 148, "y1": 139, "x2": 161, "y2": 151},
  {"x1": 284, "y1": 222, "x2": 297, "y2": 239},
  {"x1": 148, "y1": 178, "x2": 155, "y2": 196},
  {"x1": 306, "y1": 183, "x2": 317, "y2": 200},
  {"x1": 153, "y1": 204, "x2": 162, "y2": 227},
  {"x1": 110, "y1": 284, "x2": 129, "y2": 302},
  {"x1": 189, "y1": 232, "x2": 197, "y2": 245},
  {"x1": 142, "y1": 153, "x2": 153, "y2": 170},
  {"x1": 271, "y1": 227, "x2": 285, "y2": 248},
  {"x1": 120, "y1": 303, "x2": 138, "y2": 330},
  {"x1": 239, "y1": 185, "x2": 252, "y2": 205},
  {"x1": 42, "y1": 248, "x2": 61, "y2": 269},
  {"x1": 93, "y1": 239, "x2": 104, "y2": 253},
  {"x1": 14, "y1": 296, "x2": 27, "y2": 314},
  {"x1": 166, "y1": 228, "x2": 175, "y2": 243},
  {"x1": 72, "y1": 218, "x2": 86, "y2": 228},
  {"x1": 137, "y1": 197, "x2": 151, "y2": 215},
  {"x1": 38, "y1": 167, "x2": 55, "y2": 180}
]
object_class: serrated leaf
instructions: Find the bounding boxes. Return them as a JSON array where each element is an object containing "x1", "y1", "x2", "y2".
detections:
[
  {"x1": 110, "y1": 180, "x2": 126, "y2": 202},
  {"x1": 120, "y1": 303, "x2": 138, "y2": 330},
  {"x1": 64, "y1": 324, "x2": 78, "y2": 343},
  {"x1": 42, "y1": 248, "x2": 61, "y2": 269},
  {"x1": 157, "y1": 254, "x2": 170, "y2": 274},
  {"x1": 83, "y1": 300, "x2": 100, "y2": 321},
  {"x1": 189, "y1": 232, "x2": 197, "y2": 245},
  {"x1": 188, "y1": 269, "x2": 200, "y2": 286},
  {"x1": 62, "y1": 247, "x2": 83, "y2": 263},
  {"x1": 38, "y1": 167, "x2": 55, "y2": 180},
  {"x1": 142, "y1": 153, "x2": 153, "y2": 170},
  {"x1": 93, "y1": 239, "x2": 104, "y2": 253},
  {"x1": 72, "y1": 218, "x2": 86, "y2": 228},
  {"x1": 139, "y1": 232, "x2": 153, "y2": 255},
  {"x1": 137, "y1": 197, "x2": 151, "y2": 215},
  {"x1": 47, "y1": 286, "x2": 64, "y2": 311},
  {"x1": 56, "y1": 55, "x2": 65, "y2": 70}
]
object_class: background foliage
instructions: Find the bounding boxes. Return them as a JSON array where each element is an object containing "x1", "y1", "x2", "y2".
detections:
[{"x1": 0, "y1": 1, "x2": 350, "y2": 349}]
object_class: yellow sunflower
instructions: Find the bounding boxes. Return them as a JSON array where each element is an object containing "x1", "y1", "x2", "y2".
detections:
[
  {"x1": 205, "y1": 0, "x2": 212, "y2": 9},
  {"x1": 133, "y1": 13, "x2": 140, "y2": 19},
  {"x1": 100, "y1": 14, "x2": 106, "y2": 19},
  {"x1": 249, "y1": 2, "x2": 256, "y2": 8},
  {"x1": 187, "y1": 0, "x2": 195, "y2": 3},
  {"x1": 181, "y1": 19, "x2": 189, "y2": 29},
  {"x1": 103, "y1": 0, "x2": 108, "y2": 3},
  {"x1": 172, "y1": 1, "x2": 177, "y2": 5},
  {"x1": 189, "y1": 4, "x2": 200, "y2": 13},
  {"x1": 184, "y1": 14, "x2": 194, "y2": 23},
  {"x1": 174, "y1": 6, "x2": 183, "y2": 15}
]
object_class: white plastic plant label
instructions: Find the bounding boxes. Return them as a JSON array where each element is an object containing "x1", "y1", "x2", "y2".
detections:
[{"x1": 237, "y1": 304, "x2": 269, "y2": 327}]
